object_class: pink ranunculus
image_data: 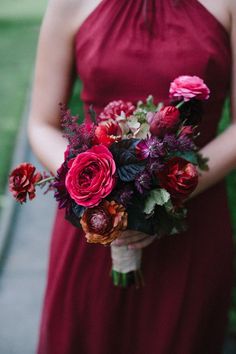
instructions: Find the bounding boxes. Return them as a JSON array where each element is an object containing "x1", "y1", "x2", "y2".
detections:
[
  {"x1": 65, "y1": 145, "x2": 116, "y2": 207},
  {"x1": 169, "y1": 75, "x2": 210, "y2": 102}
]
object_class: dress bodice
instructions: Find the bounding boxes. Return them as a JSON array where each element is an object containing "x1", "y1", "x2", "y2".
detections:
[{"x1": 75, "y1": 0, "x2": 231, "y2": 146}]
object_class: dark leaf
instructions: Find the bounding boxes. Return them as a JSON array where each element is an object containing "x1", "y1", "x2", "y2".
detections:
[
  {"x1": 170, "y1": 151, "x2": 198, "y2": 165},
  {"x1": 88, "y1": 105, "x2": 97, "y2": 123},
  {"x1": 118, "y1": 163, "x2": 145, "y2": 182},
  {"x1": 197, "y1": 152, "x2": 209, "y2": 171},
  {"x1": 65, "y1": 202, "x2": 85, "y2": 228},
  {"x1": 110, "y1": 139, "x2": 145, "y2": 182}
]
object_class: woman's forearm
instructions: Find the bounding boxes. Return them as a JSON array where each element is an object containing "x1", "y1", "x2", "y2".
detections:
[
  {"x1": 28, "y1": 122, "x2": 67, "y2": 175},
  {"x1": 191, "y1": 123, "x2": 236, "y2": 198}
]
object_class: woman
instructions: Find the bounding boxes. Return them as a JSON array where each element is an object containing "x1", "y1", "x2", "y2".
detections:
[{"x1": 28, "y1": 0, "x2": 236, "y2": 353}]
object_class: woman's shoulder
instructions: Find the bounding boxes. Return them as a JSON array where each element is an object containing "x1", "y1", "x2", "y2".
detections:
[{"x1": 42, "y1": 0, "x2": 83, "y2": 36}]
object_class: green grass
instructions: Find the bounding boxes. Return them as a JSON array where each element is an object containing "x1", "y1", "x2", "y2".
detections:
[
  {"x1": 0, "y1": 21, "x2": 39, "y2": 197},
  {"x1": 0, "y1": 0, "x2": 47, "y2": 21},
  {"x1": 0, "y1": 1, "x2": 47, "y2": 203}
]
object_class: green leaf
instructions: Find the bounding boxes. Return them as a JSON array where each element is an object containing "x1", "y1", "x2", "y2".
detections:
[
  {"x1": 197, "y1": 152, "x2": 209, "y2": 171},
  {"x1": 144, "y1": 188, "x2": 170, "y2": 215},
  {"x1": 171, "y1": 151, "x2": 198, "y2": 165}
]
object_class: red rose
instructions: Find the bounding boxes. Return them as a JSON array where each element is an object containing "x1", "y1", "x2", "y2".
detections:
[
  {"x1": 65, "y1": 145, "x2": 116, "y2": 207},
  {"x1": 169, "y1": 75, "x2": 210, "y2": 102},
  {"x1": 157, "y1": 157, "x2": 198, "y2": 200},
  {"x1": 81, "y1": 200, "x2": 128, "y2": 245},
  {"x1": 9, "y1": 163, "x2": 42, "y2": 203},
  {"x1": 150, "y1": 106, "x2": 180, "y2": 137},
  {"x1": 98, "y1": 100, "x2": 135, "y2": 121},
  {"x1": 94, "y1": 120, "x2": 122, "y2": 147}
]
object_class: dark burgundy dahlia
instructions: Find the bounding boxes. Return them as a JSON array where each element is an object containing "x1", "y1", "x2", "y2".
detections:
[
  {"x1": 80, "y1": 200, "x2": 128, "y2": 245},
  {"x1": 9, "y1": 163, "x2": 42, "y2": 203}
]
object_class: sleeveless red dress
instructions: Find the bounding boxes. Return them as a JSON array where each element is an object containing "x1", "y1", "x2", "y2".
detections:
[{"x1": 37, "y1": 1, "x2": 234, "y2": 353}]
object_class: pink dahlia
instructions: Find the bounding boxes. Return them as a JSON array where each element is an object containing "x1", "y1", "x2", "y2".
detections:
[{"x1": 98, "y1": 100, "x2": 135, "y2": 121}]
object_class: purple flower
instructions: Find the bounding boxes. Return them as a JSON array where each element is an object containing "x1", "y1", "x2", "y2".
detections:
[
  {"x1": 136, "y1": 137, "x2": 165, "y2": 160},
  {"x1": 147, "y1": 159, "x2": 165, "y2": 174},
  {"x1": 163, "y1": 134, "x2": 179, "y2": 151},
  {"x1": 53, "y1": 162, "x2": 72, "y2": 210},
  {"x1": 117, "y1": 186, "x2": 134, "y2": 207},
  {"x1": 163, "y1": 134, "x2": 196, "y2": 152},
  {"x1": 135, "y1": 170, "x2": 152, "y2": 194},
  {"x1": 178, "y1": 135, "x2": 196, "y2": 151}
]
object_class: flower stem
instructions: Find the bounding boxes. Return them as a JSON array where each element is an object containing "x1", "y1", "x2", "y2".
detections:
[
  {"x1": 36, "y1": 176, "x2": 55, "y2": 186},
  {"x1": 176, "y1": 101, "x2": 185, "y2": 109}
]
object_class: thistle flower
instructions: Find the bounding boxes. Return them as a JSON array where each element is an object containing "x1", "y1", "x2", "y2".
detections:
[
  {"x1": 163, "y1": 134, "x2": 196, "y2": 152},
  {"x1": 135, "y1": 170, "x2": 152, "y2": 194},
  {"x1": 147, "y1": 159, "x2": 165, "y2": 174},
  {"x1": 136, "y1": 137, "x2": 165, "y2": 160},
  {"x1": 118, "y1": 186, "x2": 134, "y2": 206},
  {"x1": 178, "y1": 135, "x2": 196, "y2": 151},
  {"x1": 163, "y1": 134, "x2": 180, "y2": 152}
]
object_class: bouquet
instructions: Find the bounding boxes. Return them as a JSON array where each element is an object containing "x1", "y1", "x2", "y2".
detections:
[{"x1": 9, "y1": 75, "x2": 210, "y2": 287}]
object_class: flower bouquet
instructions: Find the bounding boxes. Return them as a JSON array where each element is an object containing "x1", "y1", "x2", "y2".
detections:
[{"x1": 9, "y1": 75, "x2": 209, "y2": 287}]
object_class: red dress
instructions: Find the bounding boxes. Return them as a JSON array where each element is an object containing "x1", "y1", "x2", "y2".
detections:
[{"x1": 37, "y1": 1, "x2": 234, "y2": 353}]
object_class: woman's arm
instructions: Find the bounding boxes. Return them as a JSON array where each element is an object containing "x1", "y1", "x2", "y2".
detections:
[
  {"x1": 28, "y1": 0, "x2": 81, "y2": 174},
  {"x1": 190, "y1": 0, "x2": 236, "y2": 199}
]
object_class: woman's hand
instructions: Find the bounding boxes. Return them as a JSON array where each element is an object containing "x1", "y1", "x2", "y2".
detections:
[{"x1": 113, "y1": 230, "x2": 157, "y2": 250}]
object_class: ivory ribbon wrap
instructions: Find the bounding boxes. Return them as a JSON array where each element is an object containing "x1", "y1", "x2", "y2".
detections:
[{"x1": 111, "y1": 244, "x2": 142, "y2": 273}]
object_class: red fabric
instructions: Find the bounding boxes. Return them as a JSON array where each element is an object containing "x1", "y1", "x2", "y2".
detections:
[{"x1": 37, "y1": 1, "x2": 234, "y2": 353}]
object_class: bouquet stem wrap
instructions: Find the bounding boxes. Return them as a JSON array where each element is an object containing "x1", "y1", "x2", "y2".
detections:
[{"x1": 111, "y1": 244, "x2": 144, "y2": 287}]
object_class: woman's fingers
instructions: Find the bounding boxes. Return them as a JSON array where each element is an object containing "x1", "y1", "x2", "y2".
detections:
[
  {"x1": 128, "y1": 235, "x2": 157, "y2": 249},
  {"x1": 115, "y1": 234, "x2": 148, "y2": 246},
  {"x1": 113, "y1": 231, "x2": 157, "y2": 249},
  {"x1": 119, "y1": 230, "x2": 143, "y2": 239}
]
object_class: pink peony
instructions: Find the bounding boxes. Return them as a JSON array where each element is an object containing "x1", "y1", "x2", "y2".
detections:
[
  {"x1": 65, "y1": 145, "x2": 116, "y2": 207},
  {"x1": 169, "y1": 75, "x2": 210, "y2": 102},
  {"x1": 98, "y1": 100, "x2": 135, "y2": 121}
]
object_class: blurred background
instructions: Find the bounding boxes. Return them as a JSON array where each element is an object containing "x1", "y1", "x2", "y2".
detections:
[{"x1": 0, "y1": 1, "x2": 235, "y2": 353}]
